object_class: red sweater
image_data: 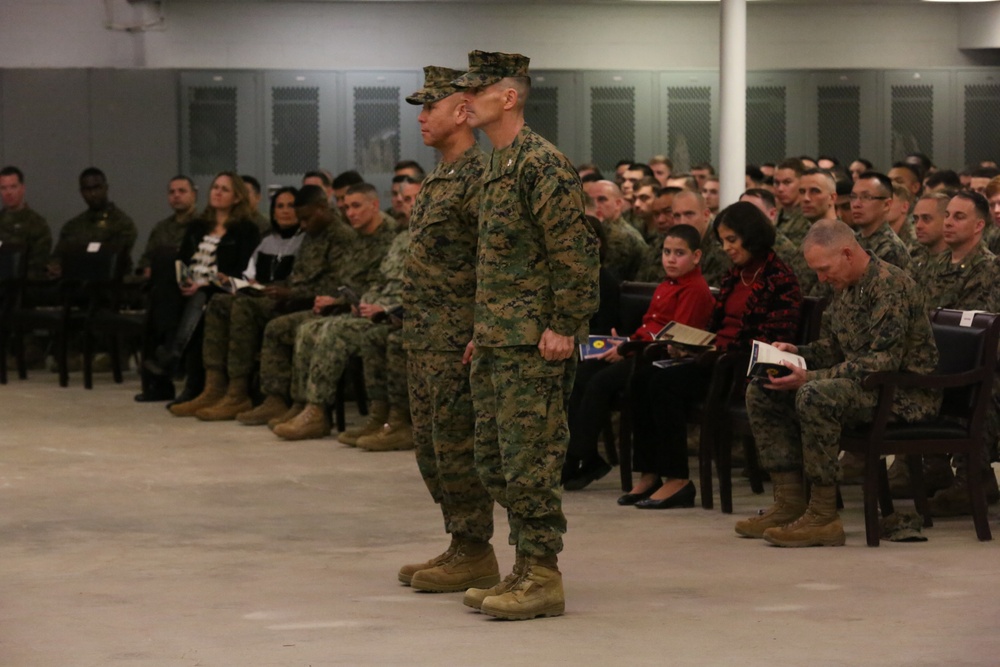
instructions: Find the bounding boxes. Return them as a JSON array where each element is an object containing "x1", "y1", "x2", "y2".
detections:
[{"x1": 632, "y1": 267, "x2": 715, "y2": 341}]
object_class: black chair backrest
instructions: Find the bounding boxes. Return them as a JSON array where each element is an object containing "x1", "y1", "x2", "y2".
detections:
[
  {"x1": 61, "y1": 246, "x2": 121, "y2": 283},
  {"x1": 797, "y1": 296, "x2": 828, "y2": 345},
  {"x1": 618, "y1": 281, "x2": 659, "y2": 335},
  {"x1": 931, "y1": 309, "x2": 1000, "y2": 418},
  {"x1": 0, "y1": 243, "x2": 25, "y2": 281}
]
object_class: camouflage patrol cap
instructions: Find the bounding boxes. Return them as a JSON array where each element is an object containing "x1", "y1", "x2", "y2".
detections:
[
  {"x1": 452, "y1": 50, "x2": 530, "y2": 88},
  {"x1": 405, "y1": 66, "x2": 466, "y2": 105},
  {"x1": 879, "y1": 511, "x2": 927, "y2": 542}
]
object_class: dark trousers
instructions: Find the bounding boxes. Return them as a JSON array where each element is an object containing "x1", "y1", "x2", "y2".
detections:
[
  {"x1": 567, "y1": 358, "x2": 634, "y2": 463},
  {"x1": 631, "y1": 361, "x2": 712, "y2": 479}
]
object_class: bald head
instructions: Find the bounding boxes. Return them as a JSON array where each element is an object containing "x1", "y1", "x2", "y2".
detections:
[
  {"x1": 671, "y1": 189, "x2": 711, "y2": 235},
  {"x1": 802, "y1": 219, "x2": 870, "y2": 291},
  {"x1": 583, "y1": 179, "x2": 624, "y2": 222}
]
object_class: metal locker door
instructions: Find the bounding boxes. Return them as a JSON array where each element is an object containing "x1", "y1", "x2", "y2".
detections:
[
  {"x1": 956, "y1": 69, "x2": 1000, "y2": 171},
  {"x1": 659, "y1": 71, "x2": 719, "y2": 174},
  {"x1": 881, "y1": 70, "x2": 952, "y2": 170},
  {"x1": 804, "y1": 71, "x2": 880, "y2": 169},
  {"x1": 582, "y1": 71, "x2": 655, "y2": 175}
]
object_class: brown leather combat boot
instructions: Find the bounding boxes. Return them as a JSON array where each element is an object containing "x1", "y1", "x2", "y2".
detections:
[
  {"x1": 410, "y1": 541, "x2": 500, "y2": 593},
  {"x1": 734, "y1": 471, "x2": 806, "y2": 538},
  {"x1": 168, "y1": 369, "x2": 226, "y2": 417},
  {"x1": 763, "y1": 484, "x2": 846, "y2": 547}
]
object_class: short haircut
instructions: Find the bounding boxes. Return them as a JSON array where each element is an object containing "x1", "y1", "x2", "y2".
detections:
[
  {"x1": 627, "y1": 163, "x2": 655, "y2": 179},
  {"x1": 332, "y1": 170, "x2": 364, "y2": 190},
  {"x1": 742, "y1": 188, "x2": 777, "y2": 210},
  {"x1": 665, "y1": 223, "x2": 702, "y2": 253},
  {"x1": 649, "y1": 155, "x2": 673, "y2": 170},
  {"x1": 0, "y1": 165, "x2": 24, "y2": 183},
  {"x1": 675, "y1": 188, "x2": 707, "y2": 209},
  {"x1": 691, "y1": 161, "x2": 716, "y2": 175},
  {"x1": 240, "y1": 174, "x2": 262, "y2": 195},
  {"x1": 169, "y1": 174, "x2": 196, "y2": 190},
  {"x1": 952, "y1": 191, "x2": 990, "y2": 221},
  {"x1": 580, "y1": 172, "x2": 603, "y2": 184},
  {"x1": 858, "y1": 171, "x2": 894, "y2": 198},
  {"x1": 392, "y1": 174, "x2": 423, "y2": 185},
  {"x1": 852, "y1": 158, "x2": 874, "y2": 171},
  {"x1": 835, "y1": 179, "x2": 854, "y2": 197},
  {"x1": 712, "y1": 201, "x2": 776, "y2": 259},
  {"x1": 816, "y1": 154, "x2": 840, "y2": 167},
  {"x1": 345, "y1": 182, "x2": 378, "y2": 199},
  {"x1": 906, "y1": 152, "x2": 934, "y2": 175},
  {"x1": 615, "y1": 159, "x2": 633, "y2": 170},
  {"x1": 394, "y1": 160, "x2": 426, "y2": 179},
  {"x1": 985, "y1": 175, "x2": 1000, "y2": 199},
  {"x1": 918, "y1": 191, "x2": 951, "y2": 215},
  {"x1": 303, "y1": 170, "x2": 332, "y2": 188},
  {"x1": 269, "y1": 185, "x2": 299, "y2": 223},
  {"x1": 703, "y1": 176, "x2": 720, "y2": 186},
  {"x1": 656, "y1": 186, "x2": 683, "y2": 198},
  {"x1": 892, "y1": 183, "x2": 914, "y2": 204},
  {"x1": 636, "y1": 177, "x2": 660, "y2": 191},
  {"x1": 802, "y1": 219, "x2": 856, "y2": 251},
  {"x1": 925, "y1": 169, "x2": 961, "y2": 192},
  {"x1": 775, "y1": 158, "x2": 806, "y2": 176},
  {"x1": 505, "y1": 76, "x2": 531, "y2": 106},
  {"x1": 745, "y1": 165, "x2": 765, "y2": 185},
  {"x1": 294, "y1": 184, "x2": 328, "y2": 208},
  {"x1": 668, "y1": 173, "x2": 699, "y2": 191},
  {"x1": 971, "y1": 166, "x2": 1000, "y2": 180},
  {"x1": 79, "y1": 166, "x2": 106, "y2": 182},
  {"x1": 576, "y1": 163, "x2": 603, "y2": 179},
  {"x1": 890, "y1": 162, "x2": 921, "y2": 183}
]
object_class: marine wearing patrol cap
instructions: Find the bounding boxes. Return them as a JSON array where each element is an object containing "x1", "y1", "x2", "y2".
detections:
[
  {"x1": 405, "y1": 66, "x2": 465, "y2": 105},
  {"x1": 451, "y1": 50, "x2": 530, "y2": 88}
]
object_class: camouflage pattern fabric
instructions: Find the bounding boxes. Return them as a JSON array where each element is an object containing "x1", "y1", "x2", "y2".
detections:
[
  {"x1": 360, "y1": 230, "x2": 409, "y2": 310},
  {"x1": 602, "y1": 215, "x2": 646, "y2": 281},
  {"x1": 917, "y1": 242, "x2": 999, "y2": 313},
  {"x1": 896, "y1": 216, "x2": 918, "y2": 255},
  {"x1": 776, "y1": 207, "x2": 811, "y2": 248},
  {"x1": 857, "y1": 222, "x2": 911, "y2": 272},
  {"x1": 699, "y1": 230, "x2": 731, "y2": 288},
  {"x1": 749, "y1": 255, "x2": 940, "y2": 484},
  {"x1": 283, "y1": 220, "x2": 358, "y2": 303},
  {"x1": 409, "y1": 349, "x2": 493, "y2": 542},
  {"x1": 290, "y1": 314, "x2": 371, "y2": 405},
  {"x1": 260, "y1": 310, "x2": 319, "y2": 397},
  {"x1": 360, "y1": 325, "x2": 407, "y2": 406},
  {"x1": 983, "y1": 225, "x2": 1000, "y2": 257},
  {"x1": 773, "y1": 229, "x2": 818, "y2": 297},
  {"x1": 0, "y1": 206, "x2": 52, "y2": 279},
  {"x1": 137, "y1": 212, "x2": 194, "y2": 271},
  {"x1": 53, "y1": 204, "x2": 137, "y2": 273},
  {"x1": 634, "y1": 232, "x2": 666, "y2": 283},
  {"x1": 909, "y1": 244, "x2": 946, "y2": 277},
  {"x1": 340, "y1": 222, "x2": 396, "y2": 299}
]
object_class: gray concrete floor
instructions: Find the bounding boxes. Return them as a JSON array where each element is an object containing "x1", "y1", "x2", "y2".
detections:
[{"x1": 2, "y1": 371, "x2": 999, "y2": 667}]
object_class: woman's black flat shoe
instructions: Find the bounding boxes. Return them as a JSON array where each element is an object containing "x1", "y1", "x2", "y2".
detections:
[
  {"x1": 635, "y1": 481, "x2": 696, "y2": 509},
  {"x1": 617, "y1": 480, "x2": 663, "y2": 506}
]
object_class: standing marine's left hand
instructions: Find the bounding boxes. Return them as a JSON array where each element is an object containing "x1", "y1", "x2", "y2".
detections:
[{"x1": 538, "y1": 328, "x2": 574, "y2": 361}]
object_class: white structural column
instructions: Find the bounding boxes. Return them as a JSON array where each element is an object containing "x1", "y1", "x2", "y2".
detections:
[{"x1": 718, "y1": 0, "x2": 747, "y2": 208}]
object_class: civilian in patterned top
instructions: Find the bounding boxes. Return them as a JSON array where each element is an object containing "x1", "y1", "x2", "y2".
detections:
[
  {"x1": 563, "y1": 224, "x2": 715, "y2": 494},
  {"x1": 582, "y1": 179, "x2": 646, "y2": 281},
  {"x1": 0, "y1": 165, "x2": 52, "y2": 279},
  {"x1": 735, "y1": 219, "x2": 939, "y2": 548},
  {"x1": 628, "y1": 203, "x2": 801, "y2": 511},
  {"x1": 849, "y1": 171, "x2": 911, "y2": 271},
  {"x1": 50, "y1": 167, "x2": 137, "y2": 276},
  {"x1": 392, "y1": 65, "x2": 501, "y2": 595},
  {"x1": 454, "y1": 50, "x2": 599, "y2": 621}
]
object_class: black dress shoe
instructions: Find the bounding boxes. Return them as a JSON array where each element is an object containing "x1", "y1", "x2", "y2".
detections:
[
  {"x1": 617, "y1": 480, "x2": 663, "y2": 506},
  {"x1": 134, "y1": 388, "x2": 175, "y2": 402},
  {"x1": 635, "y1": 481, "x2": 696, "y2": 509},
  {"x1": 563, "y1": 458, "x2": 613, "y2": 491}
]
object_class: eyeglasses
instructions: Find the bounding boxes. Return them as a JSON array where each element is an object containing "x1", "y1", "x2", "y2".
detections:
[{"x1": 848, "y1": 194, "x2": 889, "y2": 203}]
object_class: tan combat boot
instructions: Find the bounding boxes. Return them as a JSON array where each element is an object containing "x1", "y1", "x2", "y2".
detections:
[
  {"x1": 268, "y1": 402, "x2": 304, "y2": 430},
  {"x1": 356, "y1": 407, "x2": 413, "y2": 452},
  {"x1": 763, "y1": 484, "x2": 845, "y2": 547},
  {"x1": 734, "y1": 471, "x2": 806, "y2": 538},
  {"x1": 168, "y1": 369, "x2": 227, "y2": 417},
  {"x1": 410, "y1": 541, "x2": 501, "y2": 593},
  {"x1": 928, "y1": 461, "x2": 1000, "y2": 517},
  {"x1": 338, "y1": 400, "x2": 388, "y2": 446},
  {"x1": 272, "y1": 403, "x2": 331, "y2": 441},
  {"x1": 237, "y1": 395, "x2": 289, "y2": 426},
  {"x1": 464, "y1": 553, "x2": 525, "y2": 610},
  {"x1": 398, "y1": 538, "x2": 459, "y2": 585},
  {"x1": 480, "y1": 554, "x2": 564, "y2": 620},
  {"x1": 195, "y1": 377, "x2": 253, "y2": 421}
]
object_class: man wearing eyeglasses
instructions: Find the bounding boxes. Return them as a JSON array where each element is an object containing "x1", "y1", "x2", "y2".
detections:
[{"x1": 849, "y1": 171, "x2": 911, "y2": 272}]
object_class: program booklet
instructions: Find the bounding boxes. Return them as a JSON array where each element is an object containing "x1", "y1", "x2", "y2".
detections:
[
  {"x1": 653, "y1": 321, "x2": 716, "y2": 352},
  {"x1": 579, "y1": 335, "x2": 628, "y2": 360},
  {"x1": 747, "y1": 339, "x2": 807, "y2": 380}
]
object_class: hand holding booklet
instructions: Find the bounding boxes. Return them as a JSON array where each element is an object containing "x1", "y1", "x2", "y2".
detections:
[
  {"x1": 653, "y1": 321, "x2": 716, "y2": 352},
  {"x1": 579, "y1": 335, "x2": 628, "y2": 360},
  {"x1": 747, "y1": 340, "x2": 807, "y2": 380}
]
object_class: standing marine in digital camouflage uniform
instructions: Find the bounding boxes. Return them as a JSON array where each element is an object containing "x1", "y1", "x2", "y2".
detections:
[
  {"x1": 0, "y1": 166, "x2": 52, "y2": 280},
  {"x1": 52, "y1": 167, "x2": 138, "y2": 275},
  {"x1": 392, "y1": 66, "x2": 500, "y2": 595},
  {"x1": 735, "y1": 220, "x2": 939, "y2": 548},
  {"x1": 455, "y1": 51, "x2": 600, "y2": 620},
  {"x1": 268, "y1": 218, "x2": 403, "y2": 441},
  {"x1": 168, "y1": 185, "x2": 356, "y2": 418}
]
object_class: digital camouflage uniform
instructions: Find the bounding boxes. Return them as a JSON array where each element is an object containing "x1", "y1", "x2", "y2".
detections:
[
  {"x1": 747, "y1": 254, "x2": 940, "y2": 484},
  {"x1": 699, "y1": 229, "x2": 731, "y2": 287},
  {"x1": 773, "y1": 229, "x2": 818, "y2": 297},
  {"x1": 601, "y1": 215, "x2": 646, "y2": 281},
  {"x1": 857, "y1": 222, "x2": 911, "y2": 272},
  {"x1": 0, "y1": 206, "x2": 52, "y2": 279},
  {"x1": 202, "y1": 219, "x2": 356, "y2": 382},
  {"x1": 403, "y1": 144, "x2": 494, "y2": 543},
  {"x1": 776, "y1": 207, "x2": 811, "y2": 248},
  {"x1": 634, "y1": 231, "x2": 666, "y2": 283},
  {"x1": 909, "y1": 244, "x2": 946, "y2": 277},
  {"x1": 53, "y1": 204, "x2": 138, "y2": 273},
  {"x1": 137, "y1": 211, "x2": 195, "y2": 272},
  {"x1": 895, "y1": 216, "x2": 918, "y2": 255},
  {"x1": 470, "y1": 124, "x2": 600, "y2": 558},
  {"x1": 287, "y1": 225, "x2": 401, "y2": 404},
  {"x1": 983, "y1": 224, "x2": 1000, "y2": 257}
]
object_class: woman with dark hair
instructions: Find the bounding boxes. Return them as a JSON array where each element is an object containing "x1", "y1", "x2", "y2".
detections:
[
  {"x1": 144, "y1": 172, "x2": 260, "y2": 402},
  {"x1": 621, "y1": 201, "x2": 802, "y2": 509}
]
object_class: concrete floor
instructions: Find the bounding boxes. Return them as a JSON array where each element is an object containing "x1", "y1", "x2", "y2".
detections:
[{"x1": 2, "y1": 372, "x2": 999, "y2": 667}]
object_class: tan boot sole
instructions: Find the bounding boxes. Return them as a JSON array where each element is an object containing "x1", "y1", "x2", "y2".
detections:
[
  {"x1": 479, "y1": 598, "x2": 565, "y2": 620},
  {"x1": 763, "y1": 528, "x2": 846, "y2": 548},
  {"x1": 411, "y1": 572, "x2": 501, "y2": 594}
]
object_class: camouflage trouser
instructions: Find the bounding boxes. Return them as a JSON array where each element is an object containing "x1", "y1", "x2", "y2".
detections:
[
  {"x1": 260, "y1": 311, "x2": 318, "y2": 397},
  {"x1": 290, "y1": 315, "x2": 372, "y2": 405},
  {"x1": 470, "y1": 345, "x2": 576, "y2": 557},
  {"x1": 202, "y1": 294, "x2": 278, "y2": 378},
  {"x1": 360, "y1": 326, "x2": 407, "y2": 407},
  {"x1": 409, "y1": 350, "x2": 494, "y2": 542},
  {"x1": 746, "y1": 378, "x2": 878, "y2": 485}
]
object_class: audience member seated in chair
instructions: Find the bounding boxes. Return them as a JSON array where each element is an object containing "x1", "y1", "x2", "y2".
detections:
[
  {"x1": 734, "y1": 219, "x2": 939, "y2": 547},
  {"x1": 141, "y1": 172, "x2": 262, "y2": 402},
  {"x1": 625, "y1": 202, "x2": 801, "y2": 509},
  {"x1": 563, "y1": 223, "x2": 714, "y2": 491}
]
